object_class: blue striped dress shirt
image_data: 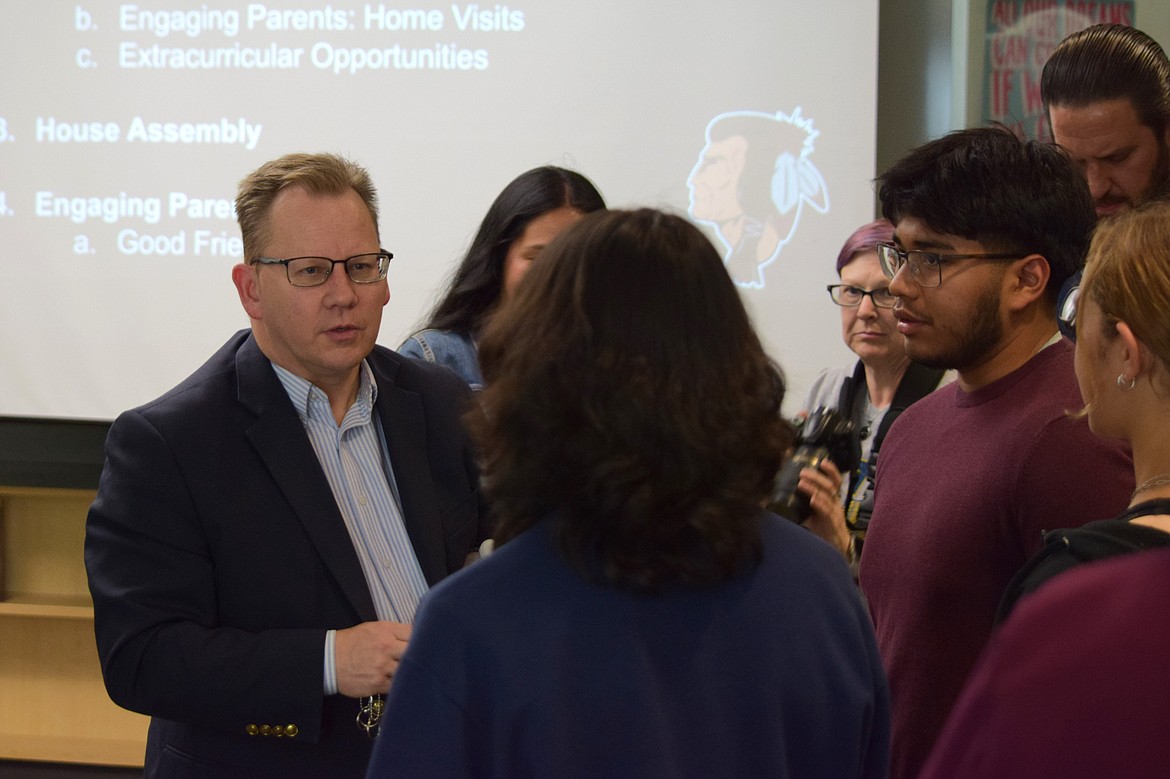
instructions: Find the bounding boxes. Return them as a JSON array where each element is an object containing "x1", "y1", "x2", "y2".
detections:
[{"x1": 273, "y1": 361, "x2": 428, "y2": 694}]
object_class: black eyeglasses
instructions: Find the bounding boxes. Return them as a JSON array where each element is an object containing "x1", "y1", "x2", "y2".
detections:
[
  {"x1": 876, "y1": 243, "x2": 1025, "y2": 288},
  {"x1": 251, "y1": 252, "x2": 392, "y2": 287},
  {"x1": 827, "y1": 284, "x2": 896, "y2": 308}
]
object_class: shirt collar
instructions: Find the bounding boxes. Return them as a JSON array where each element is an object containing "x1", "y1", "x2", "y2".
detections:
[{"x1": 271, "y1": 360, "x2": 378, "y2": 424}]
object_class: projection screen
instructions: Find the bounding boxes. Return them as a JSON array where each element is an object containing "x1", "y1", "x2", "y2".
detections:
[{"x1": 0, "y1": 1, "x2": 878, "y2": 421}]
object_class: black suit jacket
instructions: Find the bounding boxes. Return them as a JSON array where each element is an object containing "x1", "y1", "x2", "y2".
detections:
[{"x1": 85, "y1": 330, "x2": 487, "y2": 778}]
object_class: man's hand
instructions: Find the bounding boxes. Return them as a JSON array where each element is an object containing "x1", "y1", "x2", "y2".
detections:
[{"x1": 334, "y1": 621, "x2": 413, "y2": 697}]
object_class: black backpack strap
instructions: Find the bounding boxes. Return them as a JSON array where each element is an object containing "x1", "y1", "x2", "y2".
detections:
[
  {"x1": 835, "y1": 360, "x2": 866, "y2": 417},
  {"x1": 871, "y1": 362, "x2": 945, "y2": 453},
  {"x1": 833, "y1": 361, "x2": 866, "y2": 502}
]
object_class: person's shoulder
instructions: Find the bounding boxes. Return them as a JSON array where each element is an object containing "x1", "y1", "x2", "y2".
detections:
[
  {"x1": 881, "y1": 377, "x2": 956, "y2": 434},
  {"x1": 998, "y1": 518, "x2": 1144, "y2": 619},
  {"x1": 1031, "y1": 336, "x2": 1078, "y2": 375},
  {"x1": 906, "y1": 377, "x2": 957, "y2": 411},
  {"x1": 129, "y1": 330, "x2": 251, "y2": 417},
  {"x1": 398, "y1": 329, "x2": 476, "y2": 362},
  {"x1": 923, "y1": 547, "x2": 1170, "y2": 777},
  {"x1": 801, "y1": 365, "x2": 852, "y2": 413},
  {"x1": 395, "y1": 329, "x2": 482, "y2": 388},
  {"x1": 400, "y1": 329, "x2": 452, "y2": 357},
  {"x1": 414, "y1": 525, "x2": 561, "y2": 627},
  {"x1": 1027, "y1": 390, "x2": 1127, "y2": 460},
  {"x1": 1005, "y1": 546, "x2": 1170, "y2": 645},
  {"x1": 396, "y1": 332, "x2": 427, "y2": 360},
  {"x1": 1012, "y1": 339, "x2": 1082, "y2": 405},
  {"x1": 371, "y1": 343, "x2": 468, "y2": 395},
  {"x1": 759, "y1": 513, "x2": 855, "y2": 585},
  {"x1": 755, "y1": 516, "x2": 872, "y2": 638},
  {"x1": 401, "y1": 328, "x2": 472, "y2": 349},
  {"x1": 99, "y1": 332, "x2": 257, "y2": 455}
]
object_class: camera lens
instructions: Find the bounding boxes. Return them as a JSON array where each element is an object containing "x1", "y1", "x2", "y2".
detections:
[{"x1": 770, "y1": 444, "x2": 829, "y2": 522}]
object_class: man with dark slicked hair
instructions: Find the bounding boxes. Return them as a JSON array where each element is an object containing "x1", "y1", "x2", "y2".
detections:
[
  {"x1": 1042, "y1": 23, "x2": 1170, "y2": 335},
  {"x1": 1044, "y1": 24, "x2": 1170, "y2": 219}
]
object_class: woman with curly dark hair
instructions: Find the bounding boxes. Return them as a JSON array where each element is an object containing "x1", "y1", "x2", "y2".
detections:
[{"x1": 368, "y1": 209, "x2": 889, "y2": 778}]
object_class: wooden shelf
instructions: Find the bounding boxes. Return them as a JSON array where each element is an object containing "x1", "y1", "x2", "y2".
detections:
[
  {"x1": 0, "y1": 485, "x2": 148, "y2": 767},
  {"x1": 0, "y1": 733, "x2": 149, "y2": 767},
  {"x1": 0, "y1": 593, "x2": 94, "y2": 619},
  {"x1": 0, "y1": 485, "x2": 95, "y2": 499},
  {"x1": 0, "y1": 486, "x2": 94, "y2": 605}
]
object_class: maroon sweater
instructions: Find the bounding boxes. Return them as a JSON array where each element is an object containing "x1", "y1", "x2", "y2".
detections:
[
  {"x1": 859, "y1": 340, "x2": 1132, "y2": 779},
  {"x1": 922, "y1": 546, "x2": 1170, "y2": 777}
]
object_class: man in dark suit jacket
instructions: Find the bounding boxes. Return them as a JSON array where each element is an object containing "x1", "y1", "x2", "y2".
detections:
[{"x1": 85, "y1": 153, "x2": 487, "y2": 778}]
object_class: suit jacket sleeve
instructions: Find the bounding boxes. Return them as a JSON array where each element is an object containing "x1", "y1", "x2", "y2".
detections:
[{"x1": 85, "y1": 407, "x2": 332, "y2": 740}]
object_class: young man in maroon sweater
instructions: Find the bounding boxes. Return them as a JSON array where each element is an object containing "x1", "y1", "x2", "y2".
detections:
[{"x1": 858, "y1": 126, "x2": 1133, "y2": 779}]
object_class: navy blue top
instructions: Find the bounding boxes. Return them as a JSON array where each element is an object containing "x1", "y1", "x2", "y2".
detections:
[{"x1": 368, "y1": 513, "x2": 890, "y2": 778}]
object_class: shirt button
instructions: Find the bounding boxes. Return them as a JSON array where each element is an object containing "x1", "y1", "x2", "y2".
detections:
[{"x1": 358, "y1": 496, "x2": 368, "y2": 506}]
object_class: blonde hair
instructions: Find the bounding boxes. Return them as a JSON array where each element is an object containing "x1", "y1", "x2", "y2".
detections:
[
  {"x1": 235, "y1": 152, "x2": 379, "y2": 260},
  {"x1": 1081, "y1": 200, "x2": 1170, "y2": 376}
]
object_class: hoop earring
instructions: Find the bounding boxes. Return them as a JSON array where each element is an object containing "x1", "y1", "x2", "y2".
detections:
[{"x1": 1117, "y1": 373, "x2": 1136, "y2": 391}]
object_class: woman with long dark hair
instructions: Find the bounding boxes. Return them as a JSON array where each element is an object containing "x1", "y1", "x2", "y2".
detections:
[{"x1": 398, "y1": 166, "x2": 605, "y2": 389}]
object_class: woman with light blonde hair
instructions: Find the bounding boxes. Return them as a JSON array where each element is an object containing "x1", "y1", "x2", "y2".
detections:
[{"x1": 996, "y1": 198, "x2": 1170, "y2": 619}]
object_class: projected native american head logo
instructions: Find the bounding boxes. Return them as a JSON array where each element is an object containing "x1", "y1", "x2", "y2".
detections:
[{"x1": 687, "y1": 108, "x2": 829, "y2": 288}]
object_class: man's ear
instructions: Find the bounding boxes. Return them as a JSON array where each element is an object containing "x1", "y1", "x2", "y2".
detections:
[
  {"x1": 1006, "y1": 254, "x2": 1051, "y2": 311},
  {"x1": 232, "y1": 263, "x2": 263, "y2": 320}
]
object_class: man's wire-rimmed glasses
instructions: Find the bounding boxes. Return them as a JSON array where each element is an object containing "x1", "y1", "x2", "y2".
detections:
[
  {"x1": 252, "y1": 251, "x2": 392, "y2": 287},
  {"x1": 827, "y1": 284, "x2": 896, "y2": 309},
  {"x1": 876, "y1": 242, "x2": 1025, "y2": 288}
]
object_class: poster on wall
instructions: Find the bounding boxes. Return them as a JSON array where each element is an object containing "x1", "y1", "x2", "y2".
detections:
[{"x1": 983, "y1": 0, "x2": 1134, "y2": 140}]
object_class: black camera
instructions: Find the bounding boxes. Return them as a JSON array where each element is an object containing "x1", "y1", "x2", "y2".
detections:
[{"x1": 770, "y1": 407, "x2": 859, "y2": 523}]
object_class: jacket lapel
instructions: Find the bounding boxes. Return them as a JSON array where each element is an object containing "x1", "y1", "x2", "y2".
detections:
[
  {"x1": 370, "y1": 354, "x2": 448, "y2": 585},
  {"x1": 234, "y1": 334, "x2": 378, "y2": 622}
]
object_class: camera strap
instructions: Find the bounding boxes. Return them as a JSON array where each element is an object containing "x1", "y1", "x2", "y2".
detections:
[
  {"x1": 837, "y1": 360, "x2": 945, "y2": 455},
  {"x1": 873, "y1": 362, "x2": 946, "y2": 452},
  {"x1": 837, "y1": 361, "x2": 946, "y2": 526}
]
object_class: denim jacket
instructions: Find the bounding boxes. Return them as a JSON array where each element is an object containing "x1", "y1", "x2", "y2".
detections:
[{"x1": 398, "y1": 329, "x2": 483, "y2": 391}]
